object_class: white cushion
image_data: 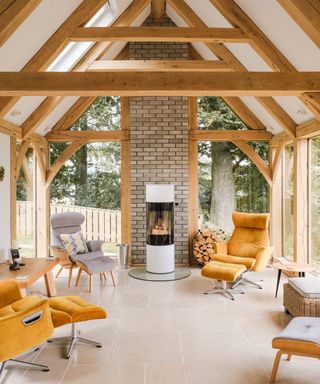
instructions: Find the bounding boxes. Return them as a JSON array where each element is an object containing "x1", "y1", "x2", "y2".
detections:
[{"x1": 288, "y1": 277, "x2": 320, "y2": 299}]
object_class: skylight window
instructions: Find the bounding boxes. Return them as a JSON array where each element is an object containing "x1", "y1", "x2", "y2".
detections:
[{"x1": 47, "y1": 2, "x2": 115, "y2": 72}]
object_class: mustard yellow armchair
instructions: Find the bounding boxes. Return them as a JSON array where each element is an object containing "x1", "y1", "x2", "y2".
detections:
[
  {"x1": 211, "y1": 212, "x2": 273, "y2": 289},
  {"x1": 0, "y1": 280, "x2": 54, "y2": 377}
]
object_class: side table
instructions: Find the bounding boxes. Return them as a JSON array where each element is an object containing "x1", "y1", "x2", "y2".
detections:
[{"x1": 273, "y1": 262, "x2": 316, "y2": 298}]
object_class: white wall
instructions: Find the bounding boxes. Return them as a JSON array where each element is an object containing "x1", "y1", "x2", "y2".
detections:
[{"x1": 0, "y1": 133, "x2": 11, "y2": 262}]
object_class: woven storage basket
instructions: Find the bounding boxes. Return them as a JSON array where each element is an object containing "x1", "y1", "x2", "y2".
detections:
[{"x1": 283, "y1": 283, "x2": 320, "y2": 317}]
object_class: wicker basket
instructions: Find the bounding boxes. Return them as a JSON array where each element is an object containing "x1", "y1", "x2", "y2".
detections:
[{"x1": 283, "y1": 283, "x2": 320, "y2": 317}]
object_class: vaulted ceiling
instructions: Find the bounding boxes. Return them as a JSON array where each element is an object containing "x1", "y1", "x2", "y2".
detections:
[{"x1": 0, "y1": 0, "x2": 319, "y2": 139}]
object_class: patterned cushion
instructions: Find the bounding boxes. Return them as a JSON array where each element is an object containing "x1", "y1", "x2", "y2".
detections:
[{"x1": 60, "y1": 231, "x2": 88, "y2": 256}]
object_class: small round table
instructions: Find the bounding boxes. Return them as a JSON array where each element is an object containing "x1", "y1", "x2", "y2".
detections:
[{"x1": 273, "y1": 262, "x2": 316, "y2": 298}]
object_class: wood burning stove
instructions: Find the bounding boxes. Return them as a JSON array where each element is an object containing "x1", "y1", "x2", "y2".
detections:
[{"x1": 146, "y1": 184, "x2": 175, "y2": 273}]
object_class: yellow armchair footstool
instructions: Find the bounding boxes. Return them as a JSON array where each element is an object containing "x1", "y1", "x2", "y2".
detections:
[
  {"x1": 202, "y1": 261, "x2": 246, "y2": 300},
  {"x1": 48, "y1": 296, "x2": 107, "y2": 359}
]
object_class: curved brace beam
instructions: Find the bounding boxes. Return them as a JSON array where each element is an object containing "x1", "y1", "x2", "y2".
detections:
[
  {"x1": 46, "y1": 140, "x2": 86, "y2": 188},
  {"x1": 232, "y1": 140, "x2": 272, "y2": 186},
  {"x1": 271, "y1": 143, "x2": 285, "y2": 182},
  {"x1": 15, "y1": 140, "x2": 30, "y2": 178},
  {"x1": 32, "y1": 140, "x2": 47, "y2": 184}
]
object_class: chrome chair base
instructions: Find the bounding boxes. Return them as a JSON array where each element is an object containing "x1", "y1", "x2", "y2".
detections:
[
  {"x1": 204, "y1": 281, "x2": 244, "y2": 301},
  {"x1": 0, "y1": 349, "x2": 49, "y2": 379},
  {"x1": 231, "y1": 276, "x2": 263, "y2": 290},
  {"x1": 47, "y1": 323, "x2": 102, "y2": 359}
]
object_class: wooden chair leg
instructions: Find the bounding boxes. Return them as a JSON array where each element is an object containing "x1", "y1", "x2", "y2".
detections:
[
  {"x1": 99, "y1": 273, "x2": 103, "y2": 283},
  {"x1": 55, "y1": 267, "x2": 63, "y2": 278},
  {"x1": 89, "y1": 274, "x2": 93, "y2": 293},
  {"x1": 270, "y1": 350, "x2": 283, "y2": 383},
  {"x1": 110, "y1": 270, "x2": 116, "y2": 287},
  {"x1": 68, "y1": 266, "x2": 73, "y2": 288},
  {"x1": 286, "y1": 354, "x2": 292, "y2": 361},
  {"x1": 103, "y1": 272, "x2": 107, "y2": 280},
  {"x1": 75, "y1": 268, "x2": 82, "y2": 287}
]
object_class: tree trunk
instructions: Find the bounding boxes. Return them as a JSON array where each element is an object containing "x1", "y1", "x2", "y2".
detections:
[{"x1": 209, "y1": 141, "x2": 236, "y2": 233}]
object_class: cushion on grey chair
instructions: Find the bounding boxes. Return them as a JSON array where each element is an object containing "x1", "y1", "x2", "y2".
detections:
[
  {"x1": 288, "y1": 277, "x2": 320, "y2": 299},
  {"x1": 273, "y1": 317, "x2": 320, "y2": 345}
]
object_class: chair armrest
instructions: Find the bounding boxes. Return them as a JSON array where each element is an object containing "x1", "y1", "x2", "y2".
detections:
[
  {"x1": 0, "y1": 298, "x2": 54, "y2": 361},
  {"x1": 0, "y1": 279, "x2": 23, "y2": 308},
  {"x1": 253, "y1": 247, "x2": 274, "y2": 272},
  {"x1": 50, "y1": 246, "x2": 71, "y2": 266},
  {"x1": 86, "y1": 240, "x2": 104, "y2": 252},
  {"x1": 212, "y1": 242, "x2": 228, "y2": 255}
]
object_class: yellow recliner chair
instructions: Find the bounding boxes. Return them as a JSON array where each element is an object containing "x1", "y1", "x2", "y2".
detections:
[
  {"x1": 0, "y1": 279, "x2": 54, "y2": 377},
  {"x1": 202, "y1": 212, "x2": 273, "y2": 299}
]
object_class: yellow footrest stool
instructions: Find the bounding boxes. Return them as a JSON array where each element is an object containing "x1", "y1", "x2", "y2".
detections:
[
  {"x1": 48, "y1": 296, "x2": 107, "y2": 359},
  {"x1": 201, "y1": 261, "x2": 246, "y2": 300}
]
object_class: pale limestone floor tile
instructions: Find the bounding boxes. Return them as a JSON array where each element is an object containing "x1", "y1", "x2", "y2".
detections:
[
  {"x1": 145, "y1": 364, "x2": 186, "y2": 384},
  {"x1": 62, "y1": 363, "x2": 145, "y2": 384},
  {"x1": 110, "y1": 331, "x2": 183, "y2": 365},
  {"x1": 18, "y1": 347, "x2": 71, "y2": 384},
  {"x1": 118, "y1": 308, "x2": 209, "y2": 331},
  {"x1": 12, "y1": 266, "x2": 320, "y2": 384}
]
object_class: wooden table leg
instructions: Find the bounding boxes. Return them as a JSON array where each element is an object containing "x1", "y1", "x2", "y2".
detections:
[{"x1": 44, "y1": 271, "x2": 57, "y2": 297}]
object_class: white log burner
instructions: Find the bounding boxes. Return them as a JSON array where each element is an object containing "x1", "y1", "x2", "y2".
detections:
[{"x1": 146, "y1": 184, "x2": 174, "y2": 274}]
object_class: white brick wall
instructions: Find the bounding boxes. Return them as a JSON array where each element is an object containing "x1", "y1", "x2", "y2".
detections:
[{"x1": 129, "y1": 16, "x2": 189, "y2": 265}]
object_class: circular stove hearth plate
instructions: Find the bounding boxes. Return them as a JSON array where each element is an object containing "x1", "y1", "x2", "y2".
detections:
[{"x1": 128, "y1": 267, "x2": 191, "y2": 282}]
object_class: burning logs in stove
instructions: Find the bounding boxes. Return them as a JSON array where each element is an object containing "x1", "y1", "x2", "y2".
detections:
[{"x1": 192, "y1": 229, "x2": 221, "y2": 265}]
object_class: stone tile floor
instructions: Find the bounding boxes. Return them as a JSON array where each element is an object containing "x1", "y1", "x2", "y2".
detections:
[{"x1": 1, "y1": 266, "x2": 319, "y2": 384}]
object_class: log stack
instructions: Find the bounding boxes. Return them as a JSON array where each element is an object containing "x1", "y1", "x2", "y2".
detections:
[{"x1": 192, "y1": 229, "x2": 221, "y2": 265}]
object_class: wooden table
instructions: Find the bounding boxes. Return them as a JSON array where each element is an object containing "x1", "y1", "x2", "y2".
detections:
[
  {"x1": 273, "y1": 262, "x2": 316, "y2": 298},
  {"x1": 0, "y1": 258, "x2": 59, "y2": 297}
]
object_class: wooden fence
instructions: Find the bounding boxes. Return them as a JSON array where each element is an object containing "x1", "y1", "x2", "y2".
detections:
[{"x1": 16, "y1": 201, "x2": 121, "y2": 243}]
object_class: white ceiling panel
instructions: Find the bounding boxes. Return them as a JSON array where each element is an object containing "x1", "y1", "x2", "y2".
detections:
[
  {"x1": 0, "y1": 0, "x2": 83, "y2": 71},
  {"x1": 272, "y1": 96, "x2": 314, "y2": 125},
  {"x1": 234, "y1": 0, "x2": 320, "y2": 71},
  {"x1": 35, "y1": 97, "x2": 80, "y2": 135},
  {"x1": 240, "y1": 97, "x2": 284, "y2": 134},
  {"x1": 225, "y1": 43, "x2": 272, "y2": 71},
  {"x1": 4, "y1": 97, "x2": 46, "y2": 126}
]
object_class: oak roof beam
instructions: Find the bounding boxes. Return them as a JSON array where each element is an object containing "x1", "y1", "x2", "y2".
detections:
[
  {"x1": 278, "y1": 0, "x2": 320, "y2": 49},
  {"x1": 0, "y1": 72, "x2": 319, "y2": 97},
  {"x1": 190, "y1": 129, "x2": 273, "y2": 141},
  {"x1": 88, "y1": 60, "x2": 231, "y2": 72},
  {"x1": 70, "y1": 26, "x2": 249, "y2": 43}
]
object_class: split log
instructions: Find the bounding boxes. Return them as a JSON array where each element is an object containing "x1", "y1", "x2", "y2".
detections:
[{"x1": 192, "y1": 229, "x2": 221, "y2": 265}]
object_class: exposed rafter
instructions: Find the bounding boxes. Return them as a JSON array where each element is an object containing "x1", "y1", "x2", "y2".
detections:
[
  {"x1": 208, "y1": 0, "x2": 317, "y2": 128},
  {"x1": 6, "y1": 0, "x2": 146, "y2": 139},
  {"x1": 88, "y1": 60, "x2": 231, "y2": 72},
  {"x1": 0, "y1": 71, "x2": 318, "y2": 97},
  {"x1": 301, "y1": 92, "x2": 320, "y2": 121},
  {"x1": 278, "y1": 0, "x2": 320, "y2": 49},
  {"x1": 0, "y1": 0, "x2": 109, "y2": 117},
  {"x1": 166, "y1": 0, "x2": 299, "y2": 137},
  {"x1": 71, "y1": 26, "x2": 249, "y2": 43},
  {"x1": 0, "y1": 0, "x2": 42, "y2": 47},
  {"x1": 151, "y1": 0, "x2": 165, "y2": 19}
]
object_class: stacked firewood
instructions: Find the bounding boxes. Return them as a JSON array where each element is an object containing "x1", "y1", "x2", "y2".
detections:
[{"x1": 192, "y1": 229, "x2": 221, "y2": 265}]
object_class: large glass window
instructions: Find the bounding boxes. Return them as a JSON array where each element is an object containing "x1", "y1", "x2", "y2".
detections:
[
  {"x1": 198, "y1": 97, "x2": 269, "y2": 235},
  {"x1": 310, "y1": 137, "x2": 320, "y2": 271},
  {"x1": 283, "y1": 145, "x2": 294, "y2": 260},
  {"x1": 50, "y1": 97, "x2": 121, "y2": 256},
  {"x1": 16, "y1": 147, "x2": 35, "y2": 257}
]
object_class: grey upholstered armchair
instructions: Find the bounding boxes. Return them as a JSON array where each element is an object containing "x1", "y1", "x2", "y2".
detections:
[{"x1": 50, "y1": 212, "x2": 115, "y2": 292}]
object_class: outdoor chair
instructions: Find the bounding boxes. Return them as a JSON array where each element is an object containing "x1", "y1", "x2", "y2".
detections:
[{"x1": 50, "y1": 212, "x2": 115, "y2": 292}]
